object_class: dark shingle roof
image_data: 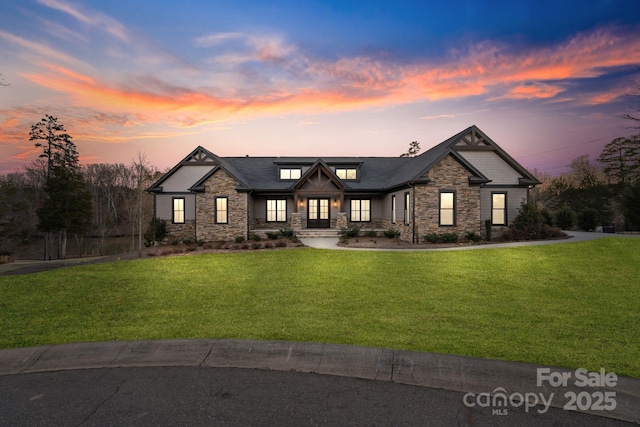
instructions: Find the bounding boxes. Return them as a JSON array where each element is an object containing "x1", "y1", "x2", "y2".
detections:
[{"x1": 149, "y1": 125, "x2": 538, "y2": 194}]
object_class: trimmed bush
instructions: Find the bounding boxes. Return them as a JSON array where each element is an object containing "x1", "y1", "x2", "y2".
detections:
[
  {"x1": 383, "y1": 229, "x2": 400, "y2": 239},
  {"x1": 235, "y1": 236, "x2": 245, "y2": 243},
  {"x1": 279, "y1": 228, "x2": 296, "y2": 239},
  {"x1": 250, "y1": 234, "x2": 262, "y2": 242},
  {"x1": 484, "y1": 219, "x2": 492, "y2": 241},
  {"x1": 265, "y1": 231, "x2": 280, "y2": 240},
  {"x1": 441, "y1": 232, "x2": 459, "y2": 243},
  {"x1": 424, "y1": 232, "x2": 439, "y2": 243},
  {"x1": 365, "y1": 230, "x2": 378, "y2": 238},
  {"x1": 340, "y1": 226, "x2": 361, "y2": 239},
  {"x1": 465, "y1": 231, "x2": 482, "y2": 242}
]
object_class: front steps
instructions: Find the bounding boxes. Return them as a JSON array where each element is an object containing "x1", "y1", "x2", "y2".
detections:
[{"x1": 296, "y1": 229, "x2": 341, "y2": 238}]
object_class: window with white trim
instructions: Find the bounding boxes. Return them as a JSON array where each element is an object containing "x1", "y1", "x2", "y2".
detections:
[
  {"x1": 215, "y1": 197, "x2": 228, "y2": 224},
  {"x1": 350, "y1": 199, "x2": 370, "y2": 222},
  {"x1": 267, "y1": 199, "x2": 287, "y2": 222},
  {"x1": 173, "y1": 198, "x2": 185, "y2": 224},
  {"x1": 439, "y1": 191, "x2": 455, "y2": 226},
  {"x1": 391, "y1": 195, "x2": 396, "y2": 224},
  {"x1": 492, "y1": 193, "x2": 507, "y2": 225},
  {"x1": 404, "y1": 192, "x2": 410, "y2": 225},
  {"x1": 279, "y1": 168, "x2": 301, "y2": 180}
]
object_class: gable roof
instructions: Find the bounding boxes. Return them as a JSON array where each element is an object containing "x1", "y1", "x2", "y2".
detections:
[{"x1": 148, "y1": 125, "x2": 538, "y2": 194}]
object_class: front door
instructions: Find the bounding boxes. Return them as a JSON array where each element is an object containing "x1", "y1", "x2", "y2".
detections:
[{"x1": 307, "y1": 198, "x2": 330, "y2": 228}]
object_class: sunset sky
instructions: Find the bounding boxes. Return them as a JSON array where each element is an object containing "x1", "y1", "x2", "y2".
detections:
[{"x1": 1, "y1": 0, "x2": 640, "y2": 176}]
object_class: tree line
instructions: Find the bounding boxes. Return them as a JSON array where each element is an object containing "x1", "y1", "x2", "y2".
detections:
[
  {"x1": 531, "y1": 134, "x2": 640, "y2": 231},
  {"x1": 0, "y1": 115, "x2": 161, "y2": 259}
]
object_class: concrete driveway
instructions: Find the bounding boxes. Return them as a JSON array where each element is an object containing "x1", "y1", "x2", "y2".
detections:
[{"x1": 300, "y1": 231, "x2": 639, "y2": 250}]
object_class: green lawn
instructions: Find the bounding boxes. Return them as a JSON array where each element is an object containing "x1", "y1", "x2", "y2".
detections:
[{"x1": 1, "y1": 237, "x2": 639, "y2": 377}]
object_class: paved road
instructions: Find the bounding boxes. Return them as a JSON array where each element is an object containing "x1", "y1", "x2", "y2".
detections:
[{"x1": 1, "y1": 339, "x2": 637, "y2": 426}]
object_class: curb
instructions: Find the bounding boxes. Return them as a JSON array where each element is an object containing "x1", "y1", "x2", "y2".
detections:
[{"x1": 1, "y1": 339, "x2": 638, "y2": 423}]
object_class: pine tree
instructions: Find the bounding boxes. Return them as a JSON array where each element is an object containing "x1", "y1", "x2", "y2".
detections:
[
  {"x1": 597, "y1": 135, "x2": 640, "y2": 186},
  {"x1": 30, "y1": 115, "x2": 92, "y2": 259}
]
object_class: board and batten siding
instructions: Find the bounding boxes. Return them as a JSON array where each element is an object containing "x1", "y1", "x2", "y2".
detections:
[
  {"x1": 156, "y1": 193, "x2": 196, "y2": 222},
  {"x1": 457, "y1": 151, "x2": 522, "y2": 185},
  {"x1": 479, "y1": 187, "x2": 528, "y2": 224},
  {"x1": 159, "y1": 165, "x2": 216, "y2": 192},
  {"x1": 381, "y1": 190, "x2": 407, "y2": 223}
]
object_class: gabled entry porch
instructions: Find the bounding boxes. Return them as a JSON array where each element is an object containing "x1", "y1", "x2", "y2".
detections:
[{"x1": 292, "y1": 160, "x2": 346, "y2": 230}]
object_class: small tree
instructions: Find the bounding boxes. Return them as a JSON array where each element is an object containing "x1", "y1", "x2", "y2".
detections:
[
  {"x1": 513, "y1": 201, "x2": 543, "y2": 229},
  {"x1": 31, "y1": 115, "x2": 92, "y2": 259},
  {"x1": 144, "y1": 217, "x2": 167, "y2": 247},
  {"x1": 597, "y1": 135, "x2": 640, "y2": 186}
]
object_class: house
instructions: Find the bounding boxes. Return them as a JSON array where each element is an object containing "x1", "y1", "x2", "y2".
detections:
[{"x1": 147, "y1": 125, "x2": 539, "y2": 243}]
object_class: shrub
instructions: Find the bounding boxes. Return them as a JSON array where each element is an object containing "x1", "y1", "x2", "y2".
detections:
[
  {"x1": 0, "y1": 250, "x2": 16, "y2": 264},
  {"x1": 275, "y1": 240, "x2": 287, "y2": 248},
  {"x1": 513, "y1": 201, "x2": 543, "y2": 229},
  {"x1": 540, "y1": 208, "x2": 554, "y2": 227},
  {"x1": 235, "y1": 236, "x2": 245, "y2": 243},
  {"x1": 265, "y1": 231, "x2": 280, "y2": 240},
  {"x1": 365, "y1": 230, "x2": 378, "y2": 238},
  {"x1": 279, "y1": 228, "x2": 296, "y2": 239},
  {"x1": 182, "y1": 238, "x2": 195, "y2": 245},
  {"x1": 383, "y1": 229, "x2": 400, "y2": 239},
  {"x1": 484, "y1": 219, "x2": 492, "y2": 241},
  {"x1": 340, "y1": 226, "x2": 361, "y2": 239},
  {"x1": 465, "y1": 231, "x2": 482, "y2": 242},
  {"x1": 578, "y1": 208, "x2": 598, "y2": 231},
  {"x1": 554, "y1": 206, "x2": 577, "y2": 230},
  {"x1": 250, "y1": 234, "x2": 262, "y2": 242},
  {"x1": 251, "y1": 242, "x2": 262, "y2": 250},
  {"x1": 441, "y1": 232, "x2": 459, "y2": 243},
  {"x1": 143, "y1": 217, "x2": 167, "y2": 247},
  {"x1": 423, "y1": 233, "x2": 439, "y2": 243},
  {"x1": 505, "y1": 224, "x2": 564, "y2": 241},
  {"x1": 241, "y1": 243, "x2": 250, "y2": 250},
  {"x1": 263, "y1": 242, "x2": 273, "y2": 249}
]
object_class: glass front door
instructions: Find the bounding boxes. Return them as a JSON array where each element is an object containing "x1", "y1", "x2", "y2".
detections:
[{"x1": 307, "y1": 198, "x2": 330, "y2": 228}]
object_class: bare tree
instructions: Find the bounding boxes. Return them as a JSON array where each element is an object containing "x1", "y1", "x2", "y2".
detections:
[{"x1": 621, "y1": 70, "x2": 640, "y2": 128}]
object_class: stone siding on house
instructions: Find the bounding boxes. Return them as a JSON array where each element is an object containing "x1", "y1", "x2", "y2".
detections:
[
  {"x1": 165, "y1": 220, "x2": 196, "y2": 242},
  {"x1": 195, "y1": 169, "x2": 248, "y2": 241},
  {"x1": 415, "y1": 154, "x2": 481, "y2": 239}
]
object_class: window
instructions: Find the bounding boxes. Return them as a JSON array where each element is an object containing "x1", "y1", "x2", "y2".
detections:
[
  {"x1": 267, "y1": 199, "x2": 287, "y2": 222},
  {"x1": 215, "y1": 197, "x2": 228, "y2": 224},
  {"x1": 404, "y1": 192, "x2": 410, "y2": 225},
  {"x1": 335, "y1": 168, "x2": 357, "y2": 180},
  {"x1": 492, "y1": 193, "x2": 507, "y2": 225},
  {"x1": 391, "y1": 195, "x2": 396, "y2": 224},
  {"x1": 172, "y1": 198, "x2": 185, "y2": 224},
  {"x1": 439, "y1": 191, "x2": 455, "y2": 226},
  {"x1": 350, "y1": 199, "x2": 370, "y2": 222},
  {"x1": 279, "y1": 168, "x2": 301, "y2": 180}
]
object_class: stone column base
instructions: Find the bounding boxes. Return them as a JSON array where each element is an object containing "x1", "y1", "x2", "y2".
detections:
[
  {"x1": 291, "y1": 213, "x2": 302, "y2": 231},
  {"x1": 336, "y1": 212, "x2": 348, "y2": 229}
]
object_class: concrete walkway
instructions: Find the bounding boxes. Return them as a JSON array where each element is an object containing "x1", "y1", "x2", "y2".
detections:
[
  {"x1": 0, "y1": 339, "x2": 638, "y2": 425},
  {"x1": 300, "y1": 231, "x2": 639, "y2": 251}
]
